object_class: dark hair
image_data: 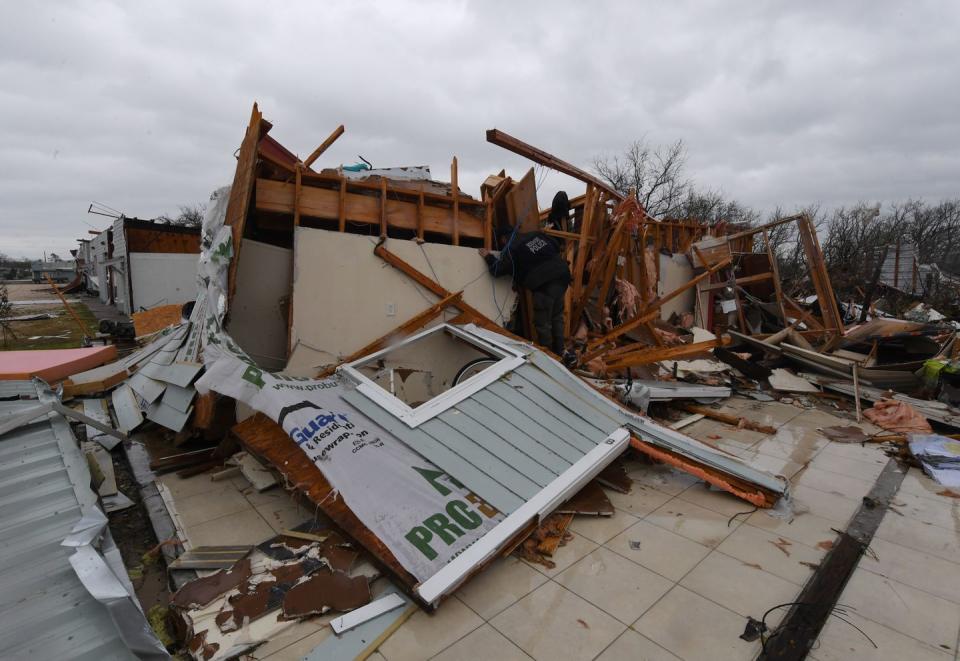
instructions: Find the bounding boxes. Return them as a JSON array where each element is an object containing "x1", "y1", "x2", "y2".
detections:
[{"x1": 547, "y1": 191, "x2": 570, "y2": 230}]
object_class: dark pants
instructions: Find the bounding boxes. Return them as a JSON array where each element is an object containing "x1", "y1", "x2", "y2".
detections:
[{"x1": 532, "y1": 280, "x2": 568, "y2": 355}]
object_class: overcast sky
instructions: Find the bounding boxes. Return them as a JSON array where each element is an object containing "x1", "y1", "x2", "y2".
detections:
[{"x1": 2, "y1": 1, "x2": 958, "y2": 258}]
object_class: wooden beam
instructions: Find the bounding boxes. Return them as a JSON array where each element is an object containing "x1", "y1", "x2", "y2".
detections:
[
  {"x1": 569, "y1": 186, "x2": 598, "y2": 332},
  {"x1": 482, "y1": 188, "x2": 493, "y2": 250},
  {"x1": 316, "y1": 291, "x2": 464, "y2": 378},
  {"x1": 764, "y1": 229, "x2": 788, "y2": 324},
  {"x1": 680, "y1": 403, "x2": 777, "y2": 434},
  {"x1": 372, "y1": 242, "x2": 557, "y2": 355},
  {"x1": 225, "y1": 102, "x2": 266, "y2": 303},
  {"x1": 486, "y1": 128, "x2": 623, "y2": 200},
  {"x1": 302, "y1": 124, "x2": 345, "y2": 168},
  {"x1": 604, "y1": 337, "x2": 730, "y2": 369},
  {"x1": 543, "y1": 228, "x2": 595, "y2": 244},
  {"x1": 698, "y1": 271, "x2": 773, "y2": 292},
  {"x1": 45, "y1": 274, "x2": 88, "y2": 338},
  {"x1": 796, "y1": 215, "x2": 843, "y2": 335},
  {"x1": 256, "y1": 178, "x2": 484, "y2": 239}
]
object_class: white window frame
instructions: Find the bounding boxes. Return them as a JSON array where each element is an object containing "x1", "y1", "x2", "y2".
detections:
[{"x1": 338, "y1": 323, "x2": 526, "y2": 428}]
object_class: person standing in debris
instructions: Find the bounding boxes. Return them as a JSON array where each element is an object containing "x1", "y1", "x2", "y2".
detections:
[{"x1": 480, "y1": 228, "x2": 573, "y2": 360}]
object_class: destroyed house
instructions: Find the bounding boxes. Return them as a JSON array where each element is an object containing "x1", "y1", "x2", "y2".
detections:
[
  {"x1": 15, "y1": 101, "x2": 960, "y2": 660},
  {"x1": 83, "y1": 217, "x2": 200, "y2": 314}
]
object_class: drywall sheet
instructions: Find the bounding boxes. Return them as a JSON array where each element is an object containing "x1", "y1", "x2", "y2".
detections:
[
  {"x1": 658, "y1": 252, "x2": 695, "y2": 320},
  {"x1": 128, "y1": 252, "x2": 198, "y2": 312},
  {"x1": 287, "y1": 228, "x2": 517, "y2": 374},
  {"x1": 227, "y1": 239, "x2": 292, "y2": 370}
]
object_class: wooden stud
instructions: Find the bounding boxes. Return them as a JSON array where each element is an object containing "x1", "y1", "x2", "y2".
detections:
[
  {"x1": 417, "y1": 185, "x2": 425, "y2": 241},
  {"x1": 569, "y1": 186, "x2": 598, "y2": 333},
  {"x1": 338, "y1": 177, "x2": 347, "y2": 232},
  {"x1": 763, "y1": 229, "x2": 788, "y2": 325},
  {"x1": 451, "y1": 156, "x2": 460, "y2": 246},
  {"x1": 316, "y1": 292, "x2": 464, "y2": 378},
  {"x1": 302, "y1": 124, "x2": 345, "y2": 168},
  {"x1": 293, "y1": 165, "x2": 302, "y2": 227},
  {"x1": 379, "y1": 177, "x2": 388, "y2": 238},
  {"x1": 482, "y1": 188, "x2": 493, "y2": 250}
]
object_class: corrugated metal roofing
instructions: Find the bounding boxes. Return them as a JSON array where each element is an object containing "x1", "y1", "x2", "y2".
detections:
[
  {"x1": 343, "y1": 357, "x2": 626, "y2": 515},
  {"x1": 0, "y1": 381, "x2": 136, "y2": 660}
]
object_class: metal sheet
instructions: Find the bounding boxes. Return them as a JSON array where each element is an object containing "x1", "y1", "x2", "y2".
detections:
[
  {"x1": 146, "y1": 400, "x2": 192, "y2": 433},
  {"x1": 81, "y1": 399, "x2": 120, "y2": 450},
  {"x1": 127, "y1": 372, "x2": 166, "y2": 405},
  {"x1": 111, "y1": 384, "x2": 144, "y2": 434},
  {"x1": 0, "y1": 384, "x2": 142, "y2": 660},
  {"x1": 160, "y1": 383, "x2": 195, "y2": 413}
]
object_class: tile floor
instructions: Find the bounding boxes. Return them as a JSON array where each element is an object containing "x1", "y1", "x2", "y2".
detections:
[
  {"x1": 371, "y1": 397, "x2": 960, "y2": 661},
  {"x1": 158, "y1": 396, "x2": 960, "y2": 660}
]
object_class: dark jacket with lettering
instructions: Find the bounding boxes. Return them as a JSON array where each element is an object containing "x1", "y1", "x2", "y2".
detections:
[{"x1": 484, "y1": 231, "x2": 572, "y2": 291}]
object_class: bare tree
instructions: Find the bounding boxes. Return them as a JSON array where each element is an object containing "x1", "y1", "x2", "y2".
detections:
[
  {"x1": 159, "y1": 203, "x2": 206, "y2": 228},
  {"x1": 0, "y1": 283, "x2": 14, "y2": 348},
  {"x1": 594, "y1": 139, "x2": 692, "y2": 217}
]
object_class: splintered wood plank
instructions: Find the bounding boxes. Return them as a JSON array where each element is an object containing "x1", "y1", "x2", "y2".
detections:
[
  {"x1": 604, "y1": 337, "x2": 730, "y2": 369},
  {"x1": 486, "y1": 128, "x2": 622, "y2": 199},
  {"x1": 225, "y1": 103, "x2": 266, "y2": 303},
  {"x1": 302, "y1": 124, "x2": 344, "y2": 168},
  {"x1": 506, "y1": 167, "x2": 539, "y2": 233},
  {"x1": 293, "y1": 165, "x2": 302, "y2": 226}
]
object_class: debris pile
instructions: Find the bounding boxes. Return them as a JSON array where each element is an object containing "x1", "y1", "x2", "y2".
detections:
[{"x1": 4, "y1": 101, "x2": 960, "y2": 659}]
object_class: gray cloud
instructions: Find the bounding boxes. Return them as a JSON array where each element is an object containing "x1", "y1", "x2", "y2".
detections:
[{"x1": 1, "y1": 0, "x2": 958, "y2": 257}]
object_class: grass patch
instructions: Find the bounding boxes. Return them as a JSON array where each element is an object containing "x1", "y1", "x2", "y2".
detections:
[{"x1": 1, "y1": 302, "x2": 100, "y2": 350}]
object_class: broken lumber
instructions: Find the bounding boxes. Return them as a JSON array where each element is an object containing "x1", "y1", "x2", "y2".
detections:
[
  {"x1": 485, "y1": 129, "x2": 622, "y2": 200},
  {"x1": 581, "y1": 256, "x2": 733, "y2": 362},
  {"x1": 631, "y1": 437, "x2": 779, "y2": 508},
  {"x1": 680, "y1": 403, "x2": 777, "y2": 435},
  {"x1": 603, "y1": 337, "x2": 731, "y2": 370}
]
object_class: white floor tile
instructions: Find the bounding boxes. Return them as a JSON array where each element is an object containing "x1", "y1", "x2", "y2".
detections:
[
  {"x1": 645, "y1": 497, "x2": 743, "y2": 549},
  {"x1": 556, "y1": 547, "x2": 673, "y2": 625},
  {"x1": 633, "y1": 586, "x2": 760, "y2": 661},
  {"x1": 606, "y1": 519, "x2": 711, "y2": 582},
  {"x1": 490, "y1": 582, "x2": 626, "y2": 661},
  {"x1": 380, "y1": 597, "x2": 483, "y2": 661}
]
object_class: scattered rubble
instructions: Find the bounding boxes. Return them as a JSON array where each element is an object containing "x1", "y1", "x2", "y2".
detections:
[{"x1": 3, "y1": 102, "x2": 960, "y2": 659}]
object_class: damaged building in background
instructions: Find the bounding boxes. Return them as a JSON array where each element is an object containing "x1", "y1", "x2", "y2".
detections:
[
  {"x1": 77, "y1": 217, "x2": 201, "y2": 315},
  {"x1": 5, "y1": 101, "x2": 960, "y2": 660}
]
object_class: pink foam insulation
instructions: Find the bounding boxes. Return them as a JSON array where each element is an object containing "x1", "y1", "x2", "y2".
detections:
[{"x1": 0, "y1": 346, "x2": 117, "y2": 382}]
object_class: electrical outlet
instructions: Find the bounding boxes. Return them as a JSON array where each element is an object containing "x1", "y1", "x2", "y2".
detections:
[{"x1": 386, "y1": 302, "x2": 396, "y2": 316}]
